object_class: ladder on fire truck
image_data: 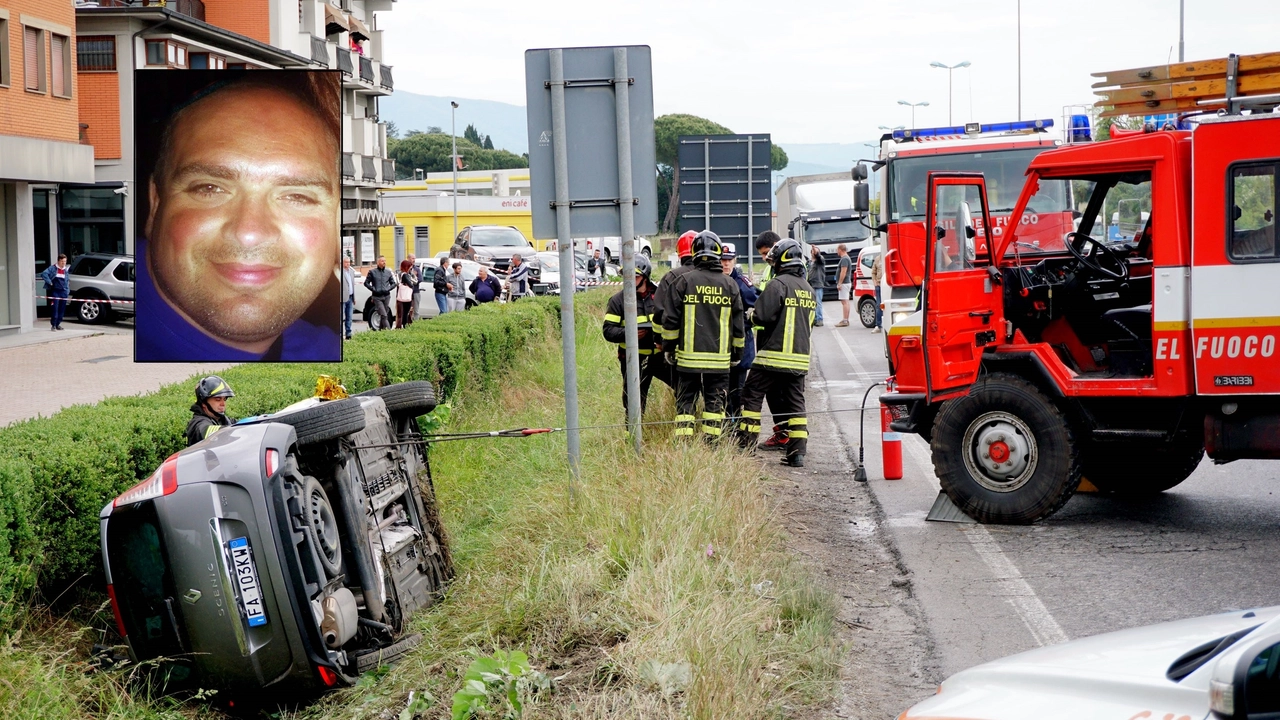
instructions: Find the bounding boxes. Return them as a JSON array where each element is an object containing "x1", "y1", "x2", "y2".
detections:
[{"x1": 1093, "y1": 51, "x2": 1280, "y2": 118}]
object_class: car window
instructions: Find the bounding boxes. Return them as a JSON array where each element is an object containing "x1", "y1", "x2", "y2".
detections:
[
  {"x1": 418, "y1": 265, "x2": 436, "y2": 282},
  {"x1": 71, "y1": 256, "x2": 110, "y2": 277},
  {"x1": 113, "y1": 261, "x2": 135, "y2": 283},
  {"x1": 861, "y1": 254, "x2": 874, "y2": 269},
  {"x1": 471, "y1": 227, "x2": 529, "y2": 247},
  {"x1": 105, "y1": 504, "x2": 184, "y2": 662}
]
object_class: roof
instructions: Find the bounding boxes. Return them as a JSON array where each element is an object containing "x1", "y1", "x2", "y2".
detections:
[{"x1": 76, "y1": 6, "x2": 313, "y2": 68}]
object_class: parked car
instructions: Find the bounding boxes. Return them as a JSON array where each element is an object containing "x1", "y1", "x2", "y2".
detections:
[
  {"x1": 453, "y1": 225, "x2": 535, "y2": 273},
  {"x1": 64, "y1": 253, "x2": 135, "y2": 325},
  {"x1": 581, "y1": 236, "x2": 653, "y2": 264},
  {"x1": 853, "y1": 245, "x2": 881, "y2": 328},
  {"x1": 100, "y1": 382, "x2": 451, "y2": 696},
  {"x1": 900, "y1": 604, "x2": 1280, "y2": 720}
]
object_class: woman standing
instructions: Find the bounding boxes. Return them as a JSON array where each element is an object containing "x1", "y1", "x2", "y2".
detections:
[{"x1": 395, "y1": 259, "x2": 415, "y2": 328}]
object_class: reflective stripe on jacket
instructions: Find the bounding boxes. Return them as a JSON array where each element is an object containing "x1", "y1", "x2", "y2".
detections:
[
  {"x1": 602, "y1": 283, "x2": 659, "y2": 356},
  {"x1": 651, "y1": 260, "x2": 695, "y2": 329},
  {"x1": 752, "y1": 269, "x2": 815, "y2": 374},
  {"x1": 660, "y1": 266, "x2": 745, "y2": 372}
]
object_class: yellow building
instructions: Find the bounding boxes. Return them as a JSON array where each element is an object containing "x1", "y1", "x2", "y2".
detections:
[{"x1": 377, "y1": 176, "x2": 547, "y2": 261}]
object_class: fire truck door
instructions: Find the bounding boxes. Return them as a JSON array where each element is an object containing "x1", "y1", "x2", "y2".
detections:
[{"x1": 924, "y1": 173, "x2": 1004, "y2": 401}]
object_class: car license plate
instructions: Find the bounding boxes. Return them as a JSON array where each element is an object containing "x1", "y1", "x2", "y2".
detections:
[{"x1": 228, "y1": 537, "x2": 268, "y2": 627}]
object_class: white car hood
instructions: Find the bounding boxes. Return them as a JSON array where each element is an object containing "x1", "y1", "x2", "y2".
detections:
[{"x1": 902, "y1": 607, "x2": 1279, "y2": 720}]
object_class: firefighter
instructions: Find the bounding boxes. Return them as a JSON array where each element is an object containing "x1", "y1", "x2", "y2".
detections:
[
  {"x1": 601, "y1": 254, "x2": 670, "y2": 416},
  {"x1": 186, "y1": 375, "x2": 236, "y2": 447},
  {"x1": 722, "y1": 242, "x2": 759, "y2": 418},
  {"x1": 661, "y1": 231, "x2": 745, "y2": 440},
  {"x1": 651, "y1": 229, "x2": 698, "y2": 332},
  {"x1": 736, "y1": 238, "x2": 816, "y2": 467}
]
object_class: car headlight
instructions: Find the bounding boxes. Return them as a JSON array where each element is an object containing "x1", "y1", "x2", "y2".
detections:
[
  {"x1": 891, "y1": 311, "x2": 914, "y2": 326},
  {"x1": 1209, "y1": 679, "x2": 1234, "y2": 715}
]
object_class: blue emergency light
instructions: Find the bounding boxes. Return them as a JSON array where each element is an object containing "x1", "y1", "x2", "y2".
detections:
[{"x1": 894, "y1": 118, "x2": 1053, "y2": 140}]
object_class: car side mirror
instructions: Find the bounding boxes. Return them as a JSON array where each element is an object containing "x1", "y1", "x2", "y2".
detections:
[{"x1": 853, "y1": 183, "x2": 871, "y2": 213}]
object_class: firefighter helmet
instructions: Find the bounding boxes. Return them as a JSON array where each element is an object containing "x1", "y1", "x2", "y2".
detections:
[
  {"x1": 634, "y1": 254, "x2": 653, "y2": 280},
  {"x1": 196, "y1": 376, "x2": 235, "y2": 402},
  {"x1": 676, "y1": 230, "x2": 698, "y2": 258},
  {"x1": 768, "y1": 239, "x2": 806, "y2": 271},
  {"x1": 692, "y1": 230, "x2": 723, "y2": 263}
]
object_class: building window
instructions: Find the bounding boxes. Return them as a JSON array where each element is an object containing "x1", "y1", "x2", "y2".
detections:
[
  {"x1": 145, "y1": 39, "x2": 190, "y2": 68},
  {"x1": 414, "y1": 226, "x2": 430, "y2": 257},
  {"x1": 50, "y1": 34, "x2": 70, "y2": 97},
  {"x1": 189, "y1": 52, "x2": 225, "y2": 70},
  {"x1": 145, "y1": 39, "x2": 165, "y2": 66},
  {"x1": 1229, "y1": 161, "x2": 1279, "y2": 262},
  {"x1": 58, "y1": 187, "x2": 126, "y2": 258},
  {"x1": 24, "y1": 26, "x2": 46, "y2": 93},
  {"x1": 0, "y1": 18, "x2": 10, "y2": 87},
  {"x1": 227, "y1": 62, "x2": 247, "y2": 70},
  {"x1": 77, "y1": 36, "x2": 116, "y2": 72}
]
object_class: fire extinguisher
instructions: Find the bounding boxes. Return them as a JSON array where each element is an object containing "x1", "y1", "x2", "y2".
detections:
[{"x1": 881, "y1": 401, "x2": 903, "y2": 480}]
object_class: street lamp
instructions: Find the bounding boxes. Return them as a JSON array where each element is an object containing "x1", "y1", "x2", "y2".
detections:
[
  {"x1": 878, "y1": 125, "x2": 905, "y2": 131},
  {"x1": 897, "y1": 100, "x2": 929, "y2": 129},
  {"x1": 450, "y1": 101, "x2": 459, "y2": 242},
  {"x1": 929, "y1": 60, "x2": 971, "y2": 125}
]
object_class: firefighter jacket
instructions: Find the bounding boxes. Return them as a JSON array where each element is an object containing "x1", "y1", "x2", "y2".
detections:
[
  {"x1": 651, "y1": 258, "x2": 694, "y2": 328},
  {"x1": 753, "y1": 267, "x2": 816, "y2": 374},
  {"x1": 661, "y1": 266, "x2": 745, "y2": 373},
  {"x1": 602, "y1": 282, "x2": 660, "y2": 356}
]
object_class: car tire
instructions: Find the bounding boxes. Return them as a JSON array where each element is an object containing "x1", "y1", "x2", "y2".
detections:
[
  {"x1": 76, "y1": 294, "x2": 112, "y2": 325},
  {"x1": 277, "y1": 397, "x2": 367, "y2": 445},
  {"x1": 355, "y1": 381, "x2": 437, "y2": 418},
  {"x1": 603, "y1": 248, "x2": 613, "y2": 263},
  {"x1": 1081, "y1": 439, "x2": 1204, "y2": 497},
  {"x1": 362, "y1": 300, "x2": 373, "y2": 325},
  {"x1": 931, "y1": 374, "x2": 1080, "y2": 524},
  {"x1": 858, "y1": 297, "x2": 877, "y2": 328},
  {"x1": 301, "y1": 477, "x2": 343, "y2": 578},
  {"x1": 640, "y1": 246, "x2": 651, "y2": 259}
]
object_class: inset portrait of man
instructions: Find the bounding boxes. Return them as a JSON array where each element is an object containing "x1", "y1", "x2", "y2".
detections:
[{"x1": 134, "y1": 70, "x2": 342, "y2": 362}]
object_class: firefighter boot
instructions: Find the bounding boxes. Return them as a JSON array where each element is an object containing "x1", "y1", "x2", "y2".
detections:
[{"x1": 780, "y1": 453, "x2": 806, "y2": 468}]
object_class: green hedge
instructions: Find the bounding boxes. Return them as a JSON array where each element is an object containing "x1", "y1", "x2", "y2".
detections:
[{"x1": 0, "y1": 297, "x2": 563, "y2": 622}]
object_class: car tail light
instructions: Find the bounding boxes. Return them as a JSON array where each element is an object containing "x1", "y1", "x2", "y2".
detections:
[
  {"x1": 106, "y1": 583, "x2": 128, "y2": 638},
  {"x1": 114, "y1": 454, "x2": 179, "y2": 507},
  {"x1": 317, "y1": 665, "x2": 340, "y2": 687},
  {"x1": 265, "y1": 448, "x2": 280, "y2": 477}
]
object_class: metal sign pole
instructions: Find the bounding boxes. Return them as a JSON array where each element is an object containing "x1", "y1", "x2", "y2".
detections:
[
  {"x1": 747, "y1": 136, "x2": 754, "y2": 276},
  {"x1": 703, "y1": 138, "x2": 711, "y2": 231},
  {"x1": 549, "y1": 49, "x2": 581, "y2": 492},
  {"x1": 614, "y1": 48, "x2": 643, "y2": 453}
]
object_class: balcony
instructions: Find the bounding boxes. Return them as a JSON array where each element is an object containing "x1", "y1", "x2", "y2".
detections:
[
  {"x1": 382, "y1": 158, "x2": 396, "y2": 185},
  {"x1": 379, "y1": 64, "x2": 394, "y2": 91},
  {"x1": 342, "y1": 153, "x2": 356, "y2": 182},
  {"x1": 359, "y1": 56, "x2": 374, "y2": 83},
  {"x1": 88, "y1": 0, "x2": 206, "y2": 21},
  {"x1": 309, "y1": 35, "x2": 330, "y2": 66},
  {"x1": 361, "y1": 155, "x2": 377, "y2": 183},
  {"x1": 337, "y1": 47, "x2": 354, "y2": 76}
]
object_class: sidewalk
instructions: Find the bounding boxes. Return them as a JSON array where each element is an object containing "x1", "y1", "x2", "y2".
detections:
[{"x1": 0, "y1": 329, "x2": 233, "y2": 428}]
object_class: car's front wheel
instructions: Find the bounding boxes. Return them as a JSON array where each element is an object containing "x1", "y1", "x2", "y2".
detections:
[
  {"x1": 640, "y1": 246, "x2": 651, "y2": 259},
  {"x1": 858, "y1": 297, "x2": 877, "y2": 328},
  {"x1": 76, "y1": 294, "x2": 112, "y2": 324},
  {"x1": 931, "y1": 374, "x2": 1080, "y2": 524}
]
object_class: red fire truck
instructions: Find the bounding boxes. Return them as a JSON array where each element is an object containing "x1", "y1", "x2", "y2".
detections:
[
  {"x1": 864, "y1": 78, "x2": 1280, "y2": 524},
  {"x1": 872, "y1": 120, "x2": 1076, "y2": 336}
]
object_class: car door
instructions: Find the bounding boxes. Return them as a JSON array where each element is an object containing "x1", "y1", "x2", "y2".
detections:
[{"x1": 923, "y1": 172, "x2": 1004, "y2": 402}]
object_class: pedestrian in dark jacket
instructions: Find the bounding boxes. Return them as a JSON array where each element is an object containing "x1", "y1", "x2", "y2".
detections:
[
  {"x1": 186, "y1": 376, "x2": 236, "y2": 447},
  {"x1": 40, "y1": 254, "x2": 71, "y2": 331},
  {"x1": 808, "y1": 244, "x2": 827, "y2": 327},
  {"x1": 469, "y1": 267, "x2": 502, "y2": 305},
  {"x1": 722, "y1": 243, "x2": 759, "y2": 418},
  {"x1": 601, "y1": 254, "x2": 670, "y2": 417},
  {"x1": 363, "y1": 255, "x2": 395, "y2": 330},
  {"x1": 433, "y1": 257, "x2": 451, "y2": 314}
]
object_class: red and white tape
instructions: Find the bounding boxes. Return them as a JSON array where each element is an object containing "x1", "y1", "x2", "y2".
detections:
[{"x1": 37, "y1": 295, "x2": 135, "y2": 305}]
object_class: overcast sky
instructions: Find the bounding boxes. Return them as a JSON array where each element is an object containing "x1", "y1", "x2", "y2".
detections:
[{"x1": 384, "y1": 1, "x2": 1279, "y2": 144}]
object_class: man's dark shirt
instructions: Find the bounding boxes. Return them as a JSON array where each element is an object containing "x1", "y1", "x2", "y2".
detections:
[{"x1": 135, "y1": 238, "x2": 341, "y2": 362}]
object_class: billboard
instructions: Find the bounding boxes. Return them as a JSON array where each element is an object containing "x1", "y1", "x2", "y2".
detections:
[{"x1": 677, "y1": 134, "x2": 772, "y2": 258}]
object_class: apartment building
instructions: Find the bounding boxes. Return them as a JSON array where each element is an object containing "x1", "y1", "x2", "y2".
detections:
[
  {"x1": 0, "y1": 0, "x2": 97, "y2": 336},
  {"x1": 74, "y1": 0, "x2": 397, "y2": 266}
]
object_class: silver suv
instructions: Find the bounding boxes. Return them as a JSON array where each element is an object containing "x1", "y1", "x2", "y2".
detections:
[
  {"x1": 100, "y1": 382, "x2": 451, "y2": 696},
  {"x1": 68, "y1": 253, "x2": 135, "y2": 324}
]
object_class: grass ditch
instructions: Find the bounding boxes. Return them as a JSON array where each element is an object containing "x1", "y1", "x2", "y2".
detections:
[{"x1": 1, "y1": 293, "x2": 841, "y2": 719}]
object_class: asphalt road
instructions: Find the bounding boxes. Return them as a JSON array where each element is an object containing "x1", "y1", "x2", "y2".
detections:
[{"x1": 807, "y1": 308, "x2": 1280, "y2": 684}]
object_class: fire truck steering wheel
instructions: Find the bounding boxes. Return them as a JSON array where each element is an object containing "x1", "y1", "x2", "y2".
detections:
[{"x1": 1065, "y1": 232, "x2": 1129, "y2": 282}]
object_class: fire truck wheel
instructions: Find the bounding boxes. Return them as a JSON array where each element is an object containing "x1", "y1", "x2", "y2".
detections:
[
  {"x1": 931, "y1": 374, "x2": 1080, "y2": 524},
  {"x1": 1081, "y1": 441, "x2": 1204, "y2": 497},
  {"x1": 858, "y1": 297, "x2": 878, "y2": 328}
]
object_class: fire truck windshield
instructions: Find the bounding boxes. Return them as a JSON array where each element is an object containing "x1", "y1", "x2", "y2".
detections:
[{"x1": 887, "y1": 147, "x2": 1066, "y2": 221}]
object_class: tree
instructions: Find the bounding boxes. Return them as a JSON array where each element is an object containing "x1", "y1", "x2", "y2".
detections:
[
  {"x1": 770, "y1": 144, "x2": 788, "y2": 172},
  {"x1": 483, "y1": 135, "x2": 494, "y2": 150},
  {"x1": 385, "y1": 120, "x2": 400, "y2": 140},
  {"x1": 1095, "y1": 115, "x2": 1143, "y2": 142},
  {"x1": 464, "y1": 123, "x2": 483, "y2": 145},
  {"x1": 387, "y1": 131, "x2": 527, "y2": 179},
  {"x1": 654, "y1": 114, "x2": 732, "y2": 233}
]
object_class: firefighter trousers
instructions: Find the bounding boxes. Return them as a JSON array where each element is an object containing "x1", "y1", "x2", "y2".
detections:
[
  {"x1": 736, "y1": 368, "x2": 808, "y2": 458},
  {"x1": 619, "y1": 354, "x2": 673, "y2": 417},
  {"x1": 675, "y1": 370, "x2": 729, "y2": 439}
]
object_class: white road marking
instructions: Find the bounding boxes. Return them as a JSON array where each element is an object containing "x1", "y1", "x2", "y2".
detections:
[
  {"x1": 823, "y1": 331, "x2": 1069, "y2": 648},
  {"x1": 962, "y1": 524, "x2": 1070, "y2": 647}
]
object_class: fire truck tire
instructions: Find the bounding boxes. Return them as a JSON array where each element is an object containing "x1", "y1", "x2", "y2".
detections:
[
  {"x1": 931, "y1": 374, "x2": 1080, "y2": 524},
  {"x1": 858, "y1": 297, "x2": 878, "y2": 328},
  {"x1": 1081, "y1": 442, "x2": 1204, "y2": 496}
]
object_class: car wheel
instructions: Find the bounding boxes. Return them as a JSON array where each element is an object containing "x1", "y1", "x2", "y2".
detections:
[
  {"x1": 355, "y1": 381, "x2": 437, "y2": 418},
  {"x1": 362, "y1": 300, "x2": 373, "y2": 325},
  {"x1": 931, "y1": 374, "x2": 1079, "y2": 524},
  {"x1": 1081, "y1": 438, "x2": 1204, "y2": 496},
  {"x1": 465, "y1": 299, "x2": 476, "y2": 311},
  {"x1": 277, "y1": 397, "x2": 367, "y2": 445},
  {"x1": 77, "y1": 295, "x2": 111, "y2": 324},
  {"x1": 302, "y1": 477, "x2": 343, "y2": 578},
  {"x1": 604, "y1": 248, "x2": 613, "y2": 263},
  {"x1": 640, "y1": 246, "x2": 651, "y2": 258},
  {"x1": 858, "y1": 297, "x2": 877, "y2": 328}
]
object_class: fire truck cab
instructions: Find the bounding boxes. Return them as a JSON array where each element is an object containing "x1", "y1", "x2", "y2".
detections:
[{"x1": 878, "y1": 112, "x2": 1280, "y2": 524}]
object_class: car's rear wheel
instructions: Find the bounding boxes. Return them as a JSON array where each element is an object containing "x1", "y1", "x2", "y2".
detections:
[
  {"x1": 640, "y1": 246, "x2": 651, "y2": 258},
  {"x1": 355, "y1": 381, "x2": 437, "y2": 418},
  {"x1": 858, "y1": 297, "x2": 877, "y2": 328},
  {"x1": 277, "y1": 398, "x2": 367, "y2": 445},
  {"x1": 302, "y1": 477, "x2": 343, "y2": 577},
  {"x1": 76, "y1": 294, "x2": 112, "y2": 324},
  {"x1": 603, "y1": 248, "x2": 613, "y2": 263},
  {"x1": 931, "y1": 374, "x2": 1080, "y2": 524},
  {"x1": 1081, "y1": 439, "x2": 1204, "y2": 496}
]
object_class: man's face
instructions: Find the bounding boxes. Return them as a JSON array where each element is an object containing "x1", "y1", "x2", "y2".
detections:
[
  {"x1": 343, "y1": 257, "x2": 351, "y2": 269},
  {"x1": 478, "y1": 269, "x2": 488, "y2": 279},
  {"x1": 453, "y1": 265, "x2": 462, "y2": 275},
  {"x1": 56, "y1": 257, "x2": 67, "y2": 268},
  {"x1": 721, "y1": 257, "x2": 735, "y2": 274},
  {"x1": 377, "y1": 257, "x2": 386, "y2": 269},
  {"x1": 147, "y1": 86, "x2": 338, "y2": 346},
  {"x1": 512, "y1": 256, "x2": 521, "y2": 266},
  {"x1": 206, "y1": 396, "x2": 227, "y2": 415}
]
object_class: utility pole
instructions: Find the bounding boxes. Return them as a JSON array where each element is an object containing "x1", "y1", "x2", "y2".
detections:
[
  {"x1": 1179, "y1": 0, "x2": 1185, "y2": 62},
  {"x1": 930, "y1": 61, "x2": 971, "y2": 125},
  {"x1": 450, "y1": 101, "x2": 459, "y2": 242},
  {"x1": 1017, "y1": 0, "x2": 1022, "y2": 120}
]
